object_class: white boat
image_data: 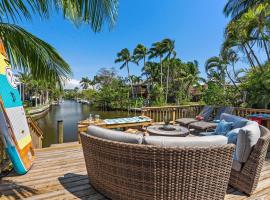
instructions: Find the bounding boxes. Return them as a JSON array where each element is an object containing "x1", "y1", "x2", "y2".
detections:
[{"x1": 81, "y1": 99, "x2": 90, "y2": 104}]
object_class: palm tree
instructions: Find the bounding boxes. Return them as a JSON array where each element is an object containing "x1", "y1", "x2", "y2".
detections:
[
  {"x1": 205, "y1": 57, "x2": 227, "y2": 88},
  {"x1": 205, "y1": 56, "x2": 240, "y2": 91},
  {"x1": 142, "y1": 61, "x2": 160, "y2": 86},
  {"x1": 17, "y1": 72, "x2": 32, "y2": 102},
  {"x1": 149, "y1": 41, "x2": 166, "y2": 87},
  {"x1": 115, "y1": 48, "x2": 135, "y2": 98},
  {"x1": 133, "y1": 44, "x2": 148, "y2": 67},
  {"x1": 240, "y1": 3, "x2": 270, "y2": 61},
  {"x1": 223, "y1": 4, "x2": 270, "y2": 71},
  {"x1": 224, "y1": 0, "x2": 265, "y2": 19},
  {"x1": 133, "y1": 44, "x2": 149, "y2": 97},
  {"x1": 221, "y1": 49, "x2": 240, "y2": 82},
  {"x1": 161, "y1": 38, "x2": 176, "y2": 103},
  {"x1": 183, "y1": 60, "x2": 202, "y2": 99},
  {"x1": 0, "y1": 0, "x2": 118, "y2": 85},
  {"x1": 80, "y1": 77, "x2": 92, "y2": 90}
]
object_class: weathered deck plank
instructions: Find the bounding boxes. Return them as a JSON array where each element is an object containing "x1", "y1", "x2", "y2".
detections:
[{"x1": 0, "y1": 143, "x2": 269, "y2": 200}]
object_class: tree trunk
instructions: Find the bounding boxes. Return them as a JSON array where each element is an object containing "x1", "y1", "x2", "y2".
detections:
[
  {"x1": 165, "y1": 56, "x2": 171, "y2": 104},
  {"x1": 46, "y1": 91, "x2": 49, "y2": 104},
  {"x1": 127, "y1": 63, "x2": 134, "y2": 99},
  {"x1": 165, "y1": 65, "x2": 170, "y2": 104},
  {"x1": 243, "y1": 44, "x2": 256, "y2": 68},
  {"x1": 246, "y1": 42, "x2": 262, "y2": 69},
  {"x1": 160, "y1": 56, "x2": 163, "y2": 87},
  {"x1": 232, "y1": 63, "x2": 242, "y2": 83},
  {"x1": 225, "y1": 68, "x2": 240, "y2": 92},
  {"x1": 262, "y1": 34, "x2": 270, "y2": 61}
]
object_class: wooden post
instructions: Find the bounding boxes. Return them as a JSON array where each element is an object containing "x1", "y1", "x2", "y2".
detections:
[
  {"x1": 172, "y1": 108, "x2": 176, "y2": 124},
  {"x1": 57, "y1": 120, "x2": 64, "y2": 144}
]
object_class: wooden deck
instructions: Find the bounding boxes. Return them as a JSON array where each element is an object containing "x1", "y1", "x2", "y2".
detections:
[{"x1": 0, "y1": 142, "x2": 269, "y2": 200}]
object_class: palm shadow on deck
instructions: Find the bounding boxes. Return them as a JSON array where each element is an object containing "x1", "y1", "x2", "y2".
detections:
[
  {"x1": 0, "y1": 179, "x2": 40, "y2": 199},
  {"x1": 58, "y1": 173, "x2": 107, "y2": 199}
]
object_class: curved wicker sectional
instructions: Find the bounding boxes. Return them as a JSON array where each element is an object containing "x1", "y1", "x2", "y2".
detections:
[
  {"x1": 80, "y1": 132, "x2": 235, "y2": 200},
  {"x1": 229, "y1": 125, "x2": 270, "y2": 195}
]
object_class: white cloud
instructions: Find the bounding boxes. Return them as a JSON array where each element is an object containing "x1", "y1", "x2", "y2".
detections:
[{"x1": 64, "y1": 79, "x2": 80, "y2": 90}]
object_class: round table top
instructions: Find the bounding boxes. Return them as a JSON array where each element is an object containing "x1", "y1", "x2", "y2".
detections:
[{"x1": 147, "y1": 124, "x2": 189, "y2": 136}]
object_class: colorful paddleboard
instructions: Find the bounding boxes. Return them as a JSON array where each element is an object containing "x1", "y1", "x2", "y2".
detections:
[{"x1": 0, "y1": 44, "x2": 34, "y2": 174}]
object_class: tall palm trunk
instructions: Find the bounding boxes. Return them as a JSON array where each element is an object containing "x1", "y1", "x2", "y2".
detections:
[
  {"x1": 165, "y1": 57, "x2": 171, "y2": 104},
  {"x1": 225, "y1": 68, "x2": 240, "y2": 92},
  {"x1": 246, "y1": 42, "x2": 262, "y2": 69},
  {"x1": 243, "y1": 44, "x2": 256, "y2": 68},
  {"x1": 160, "y1": 56, "x2": 163, "y2": 87},
  {"x1": 232, "y1": 62, "x2": 242, "y2": 83},
  {"x1": 144, "y1": 57, "x2": 150, "y2": 100},
  {"x1": 127, "y1": 62, "x2": 134, "y2": 98},
  {"x1": 261, "y1": 34, "x2": 270, "y2": 61}
]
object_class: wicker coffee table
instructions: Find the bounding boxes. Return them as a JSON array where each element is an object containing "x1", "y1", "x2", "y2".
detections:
[{"x1": 147, "y1": 124, "x2": 189, "y2": 136}]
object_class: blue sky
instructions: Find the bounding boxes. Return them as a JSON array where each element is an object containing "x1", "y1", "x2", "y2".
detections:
[{"x1": 18, "y1": 0, "x2": 229, "y2": 88}]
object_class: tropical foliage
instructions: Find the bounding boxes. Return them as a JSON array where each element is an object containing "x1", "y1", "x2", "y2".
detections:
[
  {"x1": 67, "y1": 1, "x2": 270, "y2": 110},
  {"x1": 202, "y1": 1, "x2": 270, "y2": 108}
]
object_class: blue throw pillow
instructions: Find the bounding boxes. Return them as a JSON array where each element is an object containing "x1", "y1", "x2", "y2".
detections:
[
  {"x1": 226, "y1": 128, "x2": 241, "y2": 144},
  {"x1": 214, "y1": 120, "x2": 233, "y2": 136}
]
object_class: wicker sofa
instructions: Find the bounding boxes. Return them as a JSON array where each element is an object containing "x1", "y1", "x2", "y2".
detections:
[
  {"x1": 218, "y1": 114, "x2": 270, "y2": 195},
  {"x1": 80, "y1": 126, "x2": 235, "y2": 200}
]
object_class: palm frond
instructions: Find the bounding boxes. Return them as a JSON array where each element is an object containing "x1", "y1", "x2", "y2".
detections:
[
  {"x1": 0, "y1": 0, "x2": 118, "y2": 32},
  {"x1": 51, "y1": 0, "x2": 118, "y2": 32},
  {"x1": 0, "y1": 23, "x2": 71, "y2": 86},
  {"x1": 0, "y1": 0, "x2": 50, "y2": 22},
  {"x1": 223, "y1": 0, "x2": 264, "y2": 19}
]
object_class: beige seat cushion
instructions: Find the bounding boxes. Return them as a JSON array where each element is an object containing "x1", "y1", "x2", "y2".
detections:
[
  {"x1": 87, "y1": 126, "x2": 143, "y2": 144},
  {"x1": 236, "y1": 122, "x2": 260, "y2": 163},
  {"x1": 143, "y1": 135, "x2": 228, "y2": 147}
]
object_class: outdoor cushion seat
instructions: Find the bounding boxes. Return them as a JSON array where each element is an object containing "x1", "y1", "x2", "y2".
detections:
[
  {"x1": 143, "y1": 135, "x2": 228, "y2": 147},
  {"x1": 175, "y1": 118, "x2": 198, "y2": 126},
  {"x1": 236, "y1": 122, "x2": 260, "y2": 163},
  {"x1": 87, "y1": 125, "x2": 143, "y2": 144},
  {"x1": 218, "y1": 113, "x2": 261, "y2": 163},
  {"x1": 189, "y1": 121, "x2": 217, "y2": 131},
  {"x1": 175, "y1": 106, "x2": 214, "y2": 126},
  {"x1": 189, "y1": 107, "x2": 234, "y2": 131}
]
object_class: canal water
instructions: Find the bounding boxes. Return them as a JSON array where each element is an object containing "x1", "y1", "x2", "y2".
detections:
[{"x1": 37, "y1": 100, "x2": 136, "y2": 147}]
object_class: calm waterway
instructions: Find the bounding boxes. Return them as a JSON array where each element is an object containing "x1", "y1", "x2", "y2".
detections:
[{"x1": 37, "y1": 100, "x2": 135, "y2": 147}]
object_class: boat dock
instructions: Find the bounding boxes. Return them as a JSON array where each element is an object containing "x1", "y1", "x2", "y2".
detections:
[{"x1": 0, "y1": 142, "x2": 269, "y2": 200}]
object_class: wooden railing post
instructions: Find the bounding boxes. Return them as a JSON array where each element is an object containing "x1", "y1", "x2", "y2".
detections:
[
  {"x1": 172, "y1": 108, "x2": 176, "y2": 123},
  {"x1": 57, "y1": 120, "x2": 64, "y2": 144},
  {"x1": 141, "y1": 108, "x2": 145, "y2": 116}
]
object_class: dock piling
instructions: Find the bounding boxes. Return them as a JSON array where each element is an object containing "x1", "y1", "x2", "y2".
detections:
[{"x1": 57, "y1": 120, "x2": 64, "y2": 144}]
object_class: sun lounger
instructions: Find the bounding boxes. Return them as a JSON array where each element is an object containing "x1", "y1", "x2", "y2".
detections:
[
  {"x1": 175, "y1": 106, "x2": 214, "y2": 126},
  {"x1": 189, "y1": 106, "x2": 234, "y2": 131}
]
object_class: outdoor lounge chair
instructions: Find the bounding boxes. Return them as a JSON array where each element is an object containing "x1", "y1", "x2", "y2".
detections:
[
  {"x1": 217, "y1": 114, "x2": 270, "y2": 195},
  {"x1": 189, "y1": 106, "x2": 234, "y2": 132},
  {"x1": 175, "y1": 105, "x2": 214, "y2": 126}
]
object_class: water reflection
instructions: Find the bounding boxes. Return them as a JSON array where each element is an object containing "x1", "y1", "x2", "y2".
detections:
[{"x1": 37, "y1": 100, "x2": 133, "y2": 147}]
